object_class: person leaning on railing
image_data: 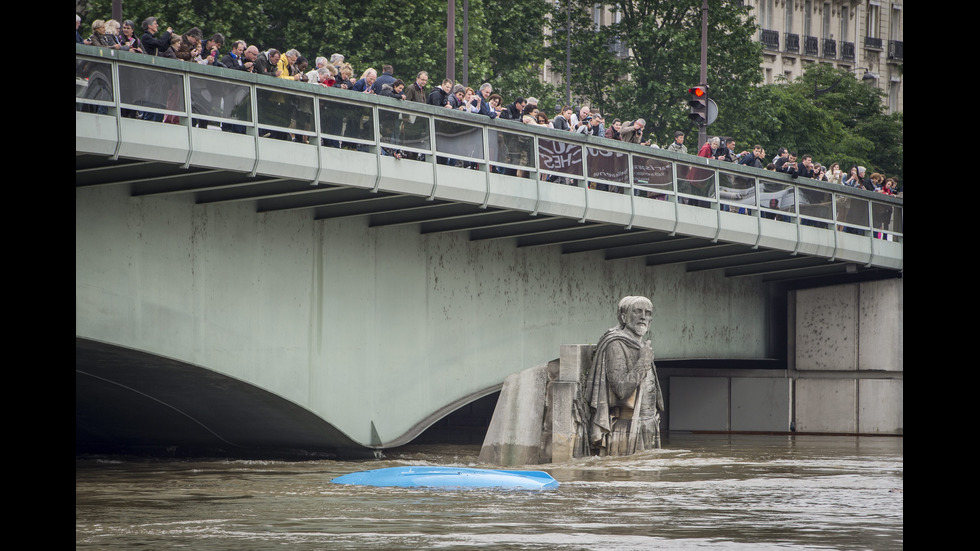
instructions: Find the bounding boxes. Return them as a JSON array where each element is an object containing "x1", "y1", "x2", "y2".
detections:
[
  {"x1": 139, "y1": 16, "x2": 172, "y2": 57},
  {"x1": 88, "y1": 20, "x2": 119, "y2": 49}
]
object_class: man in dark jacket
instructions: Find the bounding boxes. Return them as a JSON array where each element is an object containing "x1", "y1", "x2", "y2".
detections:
[
  {"x1": 719, "y1": 138, "x2": 737, "y2": 162},
  {"x1": 220, "y1": 40, "x2": 249, "y2": 71},
  {"x1": 405, "y1": 71, "x2": 428, "y2": 103},
  {"x1": 372, "y1": 65, "x2": 397, "y2": 94},
  {"x1": 427, "y1": 79, "x2": 453, "y2": 107},
  {"x1": 738, "y1": 145, "x2": 766, "y2": 168},
  {"x1": 253, "y1": 49, "x2": 281, "y2": 77},
  {"x1": 139, "y1": 17, "x2": 172, "y2": 56},
  {"x1": 787, "y1": 154, "x2": 814, "y2": 179},
  {"x1": 499, "y1": 97, "x2": 527, "y2": 121}
]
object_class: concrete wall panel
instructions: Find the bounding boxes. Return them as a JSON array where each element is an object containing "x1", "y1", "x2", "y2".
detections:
[
  {"x1": 669, "y1": 376, "x2": 729, "y2": 431},
  {"x1": 858, "y1": 379, "x2": 903, "y2": 434},
  {"x1": 731, "y1": 377, "x2": 792, "y2": 432},
  {"x1": 796, "y1": 285, "x2": 859, "y2": 371},
  {"x1": 795, "y1": 379, "x2": 857, "y2": 433},
  {"x1": 859, "y1": 279, "x2": 903, "y2": 372}
]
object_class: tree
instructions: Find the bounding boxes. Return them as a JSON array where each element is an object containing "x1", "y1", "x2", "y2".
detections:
[
  {"x1": 727, "y1": 65, "x2": 903, "y2": 183},
  {"x1": 484, "y1": 0, "x2": 558, "y2": 109},
  {"x1": 611, "y1": 0, "x2": 763, "y2": 146},
  {"x1": 544, "y1": 0, "x2": 631, "y2": 117}
]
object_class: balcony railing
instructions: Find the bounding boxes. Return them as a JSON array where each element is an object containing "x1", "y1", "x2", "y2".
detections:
[
  {"x1": 784, "y1": 33, "x2": 800, "y2": 53},
  {"x1": 75, "y1": 45, "x2": 903, "y2": 245},
  {"x1": 607, "y1": 38, "x2": 629, "y2": 59},
  {"x1": 821, "y1": 39, "x2": 837, "y2": 59},
  {"x1": 803, "y1": 35, "x2": 819, "y2": 56},
  {"x1": 840, "y1": 41, "x2": 856, "y2": 61},
  {"x1": 888, "y1": 40, "x2": 903, "y2": 61},
  {"x1": 760, "y1": 29, "x2": 780, "y2": 50},
  {"x1": 864, "y1": 36, "x2": 883, "y2": 50}
]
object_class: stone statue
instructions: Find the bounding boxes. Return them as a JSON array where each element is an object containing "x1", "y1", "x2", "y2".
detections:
[{"x1": 579, "y1": 296, "x2": 664, "y2": 456}]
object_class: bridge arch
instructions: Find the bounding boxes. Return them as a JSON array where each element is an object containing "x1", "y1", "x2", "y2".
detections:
[{"x1": 76, "y1": 337, "x2": 371, "y2": 458}]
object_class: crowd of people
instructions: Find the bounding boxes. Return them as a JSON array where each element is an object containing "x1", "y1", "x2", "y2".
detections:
[{"x1": 77, "y1": 13, "x2": 901, "y2": 203}]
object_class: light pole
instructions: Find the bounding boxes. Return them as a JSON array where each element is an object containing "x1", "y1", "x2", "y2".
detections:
[
  {"x1": 697, "y1": 0, "x2": 708, "y2": 149},
  {"x1": 463, "y1": 0, "x2": 469, "y2": 86},
  {"x1": 447, "y1": 0, "x2": 455, "y2": 82},
  {"x1": 566, "y1": 1, "x2": 571, "y2": 107}
]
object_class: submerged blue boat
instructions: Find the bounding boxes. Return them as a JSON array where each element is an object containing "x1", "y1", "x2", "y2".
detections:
[{"x1": 331, "y1": 466, "x2": 559, "y2": 490}]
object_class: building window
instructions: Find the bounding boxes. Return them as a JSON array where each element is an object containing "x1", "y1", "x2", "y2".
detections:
[
  {"x1": 888, "y1": 80, "x2": 900, "y2": 114},
  {"x1": 890, "y1": 4, "x2": 901, "y2": 41},
  {"x1": 822, "y1": 2, "x2": 831, "y2": 39},
  {"x1": 867, "y1": 2, "x2": 880, "y2": 38},
  {"x1": 840, "y1": 5, "x2": 849, "y2": 41},
  {"x1": 785, "y1": 2, "x2": 793, "y2": 33},
  {"x1": 759, "y1": 0, "x2": 774, "y2": 29},
  {"x1": 804, "y1": 0, "x2": 812, "y2": 37}
]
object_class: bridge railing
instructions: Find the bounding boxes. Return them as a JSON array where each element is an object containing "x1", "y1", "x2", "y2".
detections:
[{"x1": 76, "y1": 46, "x2": 903, "y2": 243}]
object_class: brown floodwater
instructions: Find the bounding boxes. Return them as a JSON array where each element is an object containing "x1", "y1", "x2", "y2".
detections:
[{"x1": 75, "y1": 433, "x2": 903, "y2": 550}]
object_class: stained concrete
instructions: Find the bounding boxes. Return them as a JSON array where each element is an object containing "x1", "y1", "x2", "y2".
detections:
[{"x1": 76, "y1": 184, "x2": 772, "y2": 448}]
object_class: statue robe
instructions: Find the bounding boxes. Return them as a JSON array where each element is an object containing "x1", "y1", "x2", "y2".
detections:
[{"x1": 581, "y1": 328, "x2": 664, "y2": 455}]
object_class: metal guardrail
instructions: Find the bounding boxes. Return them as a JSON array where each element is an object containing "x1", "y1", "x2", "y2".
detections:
[{"x1": 76, "y1": 45, "x2": 903, "y2": 244}]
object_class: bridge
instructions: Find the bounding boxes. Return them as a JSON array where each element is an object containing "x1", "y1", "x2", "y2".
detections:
[{"x1": 75, "y1": 46, "x2": 903, "y2": 458}]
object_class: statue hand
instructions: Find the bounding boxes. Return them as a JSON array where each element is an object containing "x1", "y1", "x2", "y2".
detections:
[{"x1": 638, "y1": 340, "x2": 654, "y2": 365}]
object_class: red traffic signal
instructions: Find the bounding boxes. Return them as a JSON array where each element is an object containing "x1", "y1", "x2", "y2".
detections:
[{"x1": 688, "y1": 86, "x2": 708, "y2": 124}]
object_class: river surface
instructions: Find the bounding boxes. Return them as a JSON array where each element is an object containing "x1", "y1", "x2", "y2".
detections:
[{"x1": 75, "y1": 434, "x2": 902, "y2": 550}]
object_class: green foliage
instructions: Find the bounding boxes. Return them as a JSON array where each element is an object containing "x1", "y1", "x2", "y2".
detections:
[
  {"x1": 613, "y1": 0, "x2": 763, "y2": 145},
  {"x1": 544, "y1": 0, "x2": 629, "y2": 115},
  {"x1": 729, "y1": 64, "x2": 903, "y2": 182},
  {"x1": 485, "y1": 0, "x2": 559, "y2": 107},
  {"x1": 542, "y1": 0, "x2": 762, "y2": 145}
]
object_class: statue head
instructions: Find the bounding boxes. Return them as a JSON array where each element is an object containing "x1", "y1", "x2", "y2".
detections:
[{"x1": 617, "y1": 296, "x2": 653, "y2": 340}]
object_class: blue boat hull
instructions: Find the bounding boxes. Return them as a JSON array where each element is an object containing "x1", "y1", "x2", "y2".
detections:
[{"x1": 331, "y1": 466, "x2": 559, "y2": 490}]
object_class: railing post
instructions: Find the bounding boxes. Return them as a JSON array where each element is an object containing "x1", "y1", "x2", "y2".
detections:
[
  {"x1": 531, "y1": 135, "x2": 541, "y2": 217},
  {"x1": 373, "y1": 105, "x2": 384, "y2": 194},
  {"x1": 752, "y1": 176, "x2": 762, "y2": 249},
  {"x1": 791, "y1": 185, "x2": 802, "y2": 256},
  {"x1": 579, "y1": 143, "x2": 589, "y2": 223},
  {"x1": 110, "y1": 58, "x2": 123, "y2": 161},
  {"x1": 626, "y1": 151, "x2": 636, "y2": 230},
  {"x1": 830, "y1": 190, "x2": 840, "y2": 261},
  {"x1": 670, "y1": 160, "x2": 679, "y2": 235},
  {"x1": 426, "y1": 115, "x2": 439, "y2": 200},
  {"x1": 182, "y1": 73, "x2": 193, "y2": 168},
  {"x1": 865, "y1": 199, "x2": 875, "y2": 265},
  {"x1": 711, "y1": 166, "x2": 721, "y2": 242},
  {"x1": 248, "y1": 81, "x2": 260, "y2": 177},
  {"x1": 481, "y1": 124, "x2": 491, "y2": 209},
  {"x1": 311, "y1": 97, "x2": 322, "y2": 186}
]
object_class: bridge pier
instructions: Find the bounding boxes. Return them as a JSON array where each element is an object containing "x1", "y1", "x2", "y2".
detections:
[{"x1": 479, "y1": 279, "x2": 901, "y2": 465}]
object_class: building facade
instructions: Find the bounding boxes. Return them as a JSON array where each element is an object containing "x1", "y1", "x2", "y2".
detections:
[
  {"x1": 756, "y1": 0, "x2": 903, "y2": 113},
  {"x1": 540, "y1": 1, "x2": 903, "y2": 114}
]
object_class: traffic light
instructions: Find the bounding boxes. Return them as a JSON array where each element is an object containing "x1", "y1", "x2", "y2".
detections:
[{"x1": 688, "y1": 86, "x2": 708, "y2": 124}]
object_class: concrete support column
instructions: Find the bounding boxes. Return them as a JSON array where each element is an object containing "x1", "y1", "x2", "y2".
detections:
[{"x1": 551, "y1": 344, "x2": 591, "y2": 463}]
